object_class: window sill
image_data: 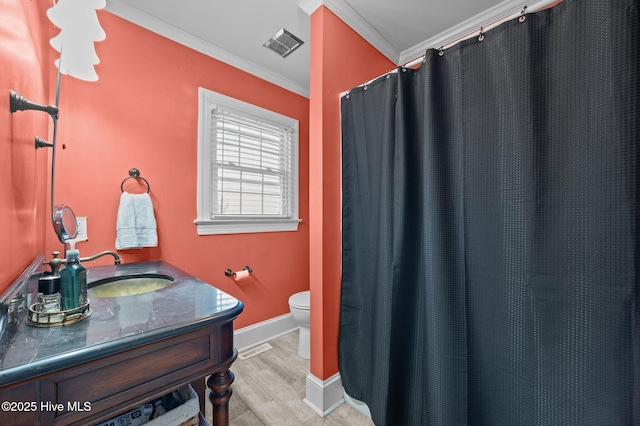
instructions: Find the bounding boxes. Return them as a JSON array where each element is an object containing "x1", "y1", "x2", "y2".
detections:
[{"x1": 195, "y1": 218, "x2": 301, "y2": 235}]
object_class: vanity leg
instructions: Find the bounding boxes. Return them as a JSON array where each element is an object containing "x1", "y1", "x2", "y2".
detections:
[{"x1": 207, "y1": 369, "x2": 234, "y2": 426}]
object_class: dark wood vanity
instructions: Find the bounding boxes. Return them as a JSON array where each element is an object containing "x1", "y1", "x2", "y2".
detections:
[{"x1": 0, "y1": 260, "x2": 243, "y2": 426}]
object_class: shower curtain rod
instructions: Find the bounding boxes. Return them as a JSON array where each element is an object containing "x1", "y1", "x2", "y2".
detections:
[{"x1": 340, "y1": 0, "x2": 561, "y2": 98}]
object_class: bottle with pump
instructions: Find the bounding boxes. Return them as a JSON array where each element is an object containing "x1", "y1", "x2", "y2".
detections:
[{"x1": 60, "y1": 249, "x2": 87, "y2": 312}]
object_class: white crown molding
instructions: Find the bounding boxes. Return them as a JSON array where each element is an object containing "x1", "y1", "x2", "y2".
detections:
[
  {"x1": 298, "y1": 0, "x2": 323, "y2": 15},
  {"x1": 398, "y1": 0, "x2": 559, "y2": 65},
  {"x1": 106, "y1": 0, "x2": 560, "y2": 97},
  {"x1": 301, "y1": 0, "x2": 560, "y2": 68},
  {"x1": 105, "y1": 0, "x2": 310, "y2": 98},
  {"x1": 299, "y1": 0, "x2": 399, "y2": 64}
]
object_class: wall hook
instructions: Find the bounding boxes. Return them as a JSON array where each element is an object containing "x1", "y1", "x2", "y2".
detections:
[
  {"x1": 35, "y1": 136, "x2": 53, "y2": 149},
  {"x1": 9, "y1": 90, "x2": 58, "y2": 119}
]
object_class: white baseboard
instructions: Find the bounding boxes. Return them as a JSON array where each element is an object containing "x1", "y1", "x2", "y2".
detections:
[
  {"x1": 234, "y1": 314, "x2": 346, "y2": 418},
  {"x1": 303, "y1": 372, "x2": 345, "y2": 417},
  {"x1": 234, "y1": 313, "x2": 298, "y2": 352}
]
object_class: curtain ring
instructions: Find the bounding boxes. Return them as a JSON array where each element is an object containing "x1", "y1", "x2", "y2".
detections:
[
  {"x1": 438, "y1": 47, "x2": 444, "y2": 56},
  {"x1": 478, "y1": 27, "x2": 485, "y2": 42},
  {"x1": 519, "y1": 6, "x2": 527, "y2": 22}
]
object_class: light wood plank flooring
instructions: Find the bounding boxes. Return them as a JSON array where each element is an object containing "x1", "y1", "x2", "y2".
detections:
[{"x1": 205, "y1": 330, "x2": 375, "y2": 425}]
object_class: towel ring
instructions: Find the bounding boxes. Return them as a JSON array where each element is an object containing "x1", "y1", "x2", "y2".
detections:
[{"x1": 121, "y1": 168, "x2": 150, "y2": 193}]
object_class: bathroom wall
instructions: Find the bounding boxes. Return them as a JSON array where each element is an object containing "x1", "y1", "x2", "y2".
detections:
[
  {"x1": 41, "y1": 11, "x2": 310, "y2": 328},
  {"x1": 0, "y1": 0, "x2": 50, "y2": 293},
  {"x1": 308, "y1": 6, "x2": 394, "y2": 379}
]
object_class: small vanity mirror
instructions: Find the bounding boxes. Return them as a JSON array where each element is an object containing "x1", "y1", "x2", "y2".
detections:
[{"x1": 53, "y1": 205, "x2": 78, "y2": 243}]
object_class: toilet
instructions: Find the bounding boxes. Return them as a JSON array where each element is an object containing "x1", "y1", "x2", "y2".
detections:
[{"x1": 288, "y1": 291, "x2": 310, "y2": 359}]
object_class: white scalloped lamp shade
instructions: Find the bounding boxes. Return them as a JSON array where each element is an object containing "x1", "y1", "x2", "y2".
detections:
[{"x1": 47, "y1": 0, "x2": 106, "y2": 82}]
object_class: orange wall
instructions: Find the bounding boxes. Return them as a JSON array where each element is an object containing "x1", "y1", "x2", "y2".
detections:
[
  {"x1": 38, "y1": 11, "x2": 309, "y2": 329},
  {"x1": 0, "y1": 0, "x2": 50, "y2": 293},
  {"x1": 308, "y1": 7, "x2": 394, "y2": 379}
]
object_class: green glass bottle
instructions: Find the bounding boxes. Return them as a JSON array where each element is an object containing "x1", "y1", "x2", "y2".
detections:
[{"x1": 60, "y1": 249, "x2": 87, "y2": 312}]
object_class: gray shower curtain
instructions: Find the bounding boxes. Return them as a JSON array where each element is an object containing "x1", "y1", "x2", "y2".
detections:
[{"x1": 339, "y1": 0, "x2": 639, "y2": 425}]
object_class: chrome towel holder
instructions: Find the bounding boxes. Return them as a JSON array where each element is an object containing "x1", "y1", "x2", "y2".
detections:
[{"x1": 121, "y1": 168, "x2": 150, "y2": 193}]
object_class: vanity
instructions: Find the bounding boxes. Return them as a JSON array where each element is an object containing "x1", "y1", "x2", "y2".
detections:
[{"x1": 0, "y1": 257, "x2": 243, "y2": 426}]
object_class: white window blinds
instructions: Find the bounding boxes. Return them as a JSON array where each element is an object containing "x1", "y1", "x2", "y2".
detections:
[
  {"x1": 211, "y1": 106, "x2": 294, "y2": 219},
  {"x1": 196, "y1": 87, "x2": 299, "y2": 235}
]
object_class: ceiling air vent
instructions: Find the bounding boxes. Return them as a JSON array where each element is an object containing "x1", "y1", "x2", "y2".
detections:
[{"x1": 263, "y1": 28, "x2": 304, "y2": 58}]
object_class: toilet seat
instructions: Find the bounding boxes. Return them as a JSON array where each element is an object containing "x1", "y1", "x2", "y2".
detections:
[{"x1": 289, "y1": 291, "x2": 310, "y2": 310}]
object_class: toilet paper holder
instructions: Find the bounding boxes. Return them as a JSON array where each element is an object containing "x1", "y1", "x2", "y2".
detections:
[{"x1": 225, "y1": 266, "x2": 252, "y2": 277}]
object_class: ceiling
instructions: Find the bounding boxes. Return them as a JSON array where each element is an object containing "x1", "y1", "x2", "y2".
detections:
[{"x1": 105, "y1": 0, "x2": 554, "y2": 98}]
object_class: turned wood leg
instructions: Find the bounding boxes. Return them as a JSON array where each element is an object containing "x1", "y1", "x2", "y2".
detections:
[{"x1": 207, "y1": 369, "x2": 235, "y2": 426}]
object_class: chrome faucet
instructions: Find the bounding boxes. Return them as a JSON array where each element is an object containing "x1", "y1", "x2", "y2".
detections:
[{"x1": 79, "y1": 251, "x2": 121, "y2": 265}]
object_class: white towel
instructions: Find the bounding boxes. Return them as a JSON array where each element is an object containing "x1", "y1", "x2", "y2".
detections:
[{"x1": 116, "y1": 192, "x2": 158, "y2": 250}]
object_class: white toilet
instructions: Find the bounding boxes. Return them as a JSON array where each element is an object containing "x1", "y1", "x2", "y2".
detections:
[{"x1": 288, "y1": 291, "x2": 310, "y2": 359}]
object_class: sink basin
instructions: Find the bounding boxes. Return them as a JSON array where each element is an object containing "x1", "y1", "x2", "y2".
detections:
[{"x1": 89, "y1": 274, "x2": 174, "y2": 298}]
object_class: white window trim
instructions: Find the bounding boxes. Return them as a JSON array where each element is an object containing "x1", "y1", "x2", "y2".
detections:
[{"x1": 196, "y1": 87, "x2": 301, "y2": 235}]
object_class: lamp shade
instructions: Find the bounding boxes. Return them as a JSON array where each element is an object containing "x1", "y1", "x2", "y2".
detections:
[{"x1": 47, "y1": 0, "x2": 106, "y2": 81}]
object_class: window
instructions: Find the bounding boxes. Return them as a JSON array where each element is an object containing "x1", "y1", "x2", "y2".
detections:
[{"x1": 196, "y1": 88, "x2": 300, "y2": 235}]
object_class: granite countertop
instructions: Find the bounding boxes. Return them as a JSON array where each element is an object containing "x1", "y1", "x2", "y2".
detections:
[{"x1": 0, "y1": 261, "x2": 243, "y2": 386}]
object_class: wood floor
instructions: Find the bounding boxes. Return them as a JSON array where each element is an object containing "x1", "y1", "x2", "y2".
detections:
[{"x1": 205, "y1": 330, "x2": 375, "y2": 425}]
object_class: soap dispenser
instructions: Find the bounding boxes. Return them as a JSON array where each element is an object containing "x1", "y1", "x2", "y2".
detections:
[{"x1": 60, "y1": 249, "x2": 87, "y2": 312}]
